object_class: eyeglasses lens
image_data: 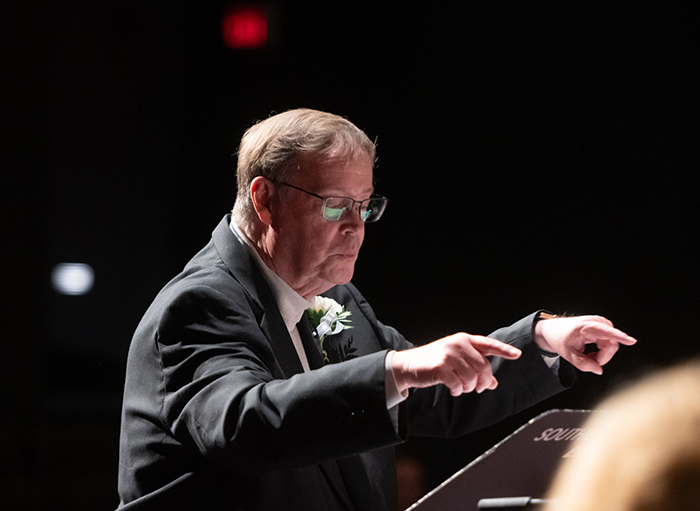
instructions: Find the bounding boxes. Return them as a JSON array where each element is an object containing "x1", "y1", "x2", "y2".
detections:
[
  {"x1": 363, "y1": 198, "x2": 387, "y2": 223},
  {"x1": 321, "y1": 197, "x2": 387, "y2": 223},
  {"x1": 321, "y1": 198, "x2": 349, "y2": 221}
]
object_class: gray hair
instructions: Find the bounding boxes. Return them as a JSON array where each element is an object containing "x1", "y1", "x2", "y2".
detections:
[{"x1": 231, "y1": 108, "x2": 376, "y2": 224}]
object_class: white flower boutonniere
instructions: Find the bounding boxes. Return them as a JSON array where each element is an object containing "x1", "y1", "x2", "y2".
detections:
[{"x1": 307, "y1": 296, "x2": 353, "y2": 364}]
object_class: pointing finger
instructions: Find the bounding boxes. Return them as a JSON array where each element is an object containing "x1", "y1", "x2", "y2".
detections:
[
  {"x1": 470, "y1": 336, "x2": 522, "y2": 360},
  {"x1": 581, "y1": 323, "x2": 637, "y2": 346}
]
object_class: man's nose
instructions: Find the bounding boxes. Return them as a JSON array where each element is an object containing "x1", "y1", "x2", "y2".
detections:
[{"x1": 342, "y1": 205, "x2": 365, "y2": 230}]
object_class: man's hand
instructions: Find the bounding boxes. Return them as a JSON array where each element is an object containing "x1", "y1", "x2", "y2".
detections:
[
  {"x1": 391, "y1": 334, "x2": 522, "y2": 396},
  {"x1": 534, "y1": 315, "x2": 637, "y2": 375}
]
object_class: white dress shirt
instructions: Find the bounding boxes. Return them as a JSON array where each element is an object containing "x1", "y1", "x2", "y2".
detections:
[{"x1": 229, "y1": 220, "x2": 407, "y2": 409}]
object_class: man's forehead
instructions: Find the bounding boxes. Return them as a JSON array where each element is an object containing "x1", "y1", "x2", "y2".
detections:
[
  {"x1": 293, "y1": 154, "x2": 374, "y2": 197},
  {"x1": 297, "y1": 152, "x2": 373, "y2": 177}
]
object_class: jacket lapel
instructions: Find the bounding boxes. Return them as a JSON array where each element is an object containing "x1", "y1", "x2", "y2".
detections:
[
  {"x1": 211, "y1": 215, "x2": 304, "y2": 378},
  {"x1": 211, "y1": 216, "x2": 358, "y2": 510}
]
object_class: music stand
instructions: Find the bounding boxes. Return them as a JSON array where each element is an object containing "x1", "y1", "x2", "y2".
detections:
[{"x1": 407, "y1": 409, "x2": 591, "y2": 511}]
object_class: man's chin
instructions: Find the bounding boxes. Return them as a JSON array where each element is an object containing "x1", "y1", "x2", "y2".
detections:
[{"x1": 328, "y1": 265, "x2": 356, "y2": 287}]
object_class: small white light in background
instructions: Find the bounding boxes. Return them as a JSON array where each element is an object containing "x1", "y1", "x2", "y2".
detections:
[{"x1": 52, "y1": 263, "x2": 95, "y2": 295}]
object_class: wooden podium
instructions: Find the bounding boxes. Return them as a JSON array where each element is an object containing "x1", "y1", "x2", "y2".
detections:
[{"x1": 407, "y1": 409, "x2": 591, "y2": 510}]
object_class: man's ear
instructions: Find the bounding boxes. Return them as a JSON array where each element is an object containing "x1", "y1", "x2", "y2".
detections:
[{"x1": 250, "y1": 176, "x2": 275, "y2": 225}]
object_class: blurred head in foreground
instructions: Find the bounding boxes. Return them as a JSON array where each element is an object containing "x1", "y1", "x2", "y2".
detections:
[{"x1": 545, "y1": 360, "x2": 700, "y2": 511}]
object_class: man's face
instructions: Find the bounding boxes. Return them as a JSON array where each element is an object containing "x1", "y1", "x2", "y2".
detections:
[{"x1": 269, "y1": 150, "x2": 374, "y2": 298}]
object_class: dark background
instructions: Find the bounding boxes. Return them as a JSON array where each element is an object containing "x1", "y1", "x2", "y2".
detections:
[{"x1": 3, "y1": 1, "x2": 698, "y2": 509}]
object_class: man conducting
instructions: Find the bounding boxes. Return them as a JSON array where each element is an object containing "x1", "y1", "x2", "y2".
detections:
[{"x1": 117, "y1": 108, "x2": 636, "y2": 510}]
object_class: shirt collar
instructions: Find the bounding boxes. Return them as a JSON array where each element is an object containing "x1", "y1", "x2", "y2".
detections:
[{"x1": 230, "y1": 219, "x2": 314, "y2": 332}]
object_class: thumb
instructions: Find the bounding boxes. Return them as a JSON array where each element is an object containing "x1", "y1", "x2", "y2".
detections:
[{"x1": 568, "y1": 351, "x2": 603, "y2": 375}]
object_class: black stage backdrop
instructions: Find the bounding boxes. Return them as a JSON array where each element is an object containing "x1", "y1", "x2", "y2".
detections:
[{"x1": 3, "y1": 1, "x2": 698, "y2": 509}]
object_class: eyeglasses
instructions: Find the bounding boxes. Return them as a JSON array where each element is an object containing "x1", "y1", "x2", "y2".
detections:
[{"x1": 277, "y1": 182, "x2": 388, "y2": 223}]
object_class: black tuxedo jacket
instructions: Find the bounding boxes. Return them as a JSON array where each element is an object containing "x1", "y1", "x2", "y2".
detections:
[{"x1": 117, "y1": 215, "x2": 572, "y2": 511}]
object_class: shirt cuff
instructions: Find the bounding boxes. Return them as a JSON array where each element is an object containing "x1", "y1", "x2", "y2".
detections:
[{"x1": 384, "y1": 350, "x2": 408, "y2": 409}]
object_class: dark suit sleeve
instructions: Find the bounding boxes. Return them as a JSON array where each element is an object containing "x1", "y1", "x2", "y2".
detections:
[
  {"x1": 121, "y1": 279, "x2": 403, "y2": 480},
  {"x1": 403, "y1": 312, "x2": 574, "y2": 437},
  {"x1": 336, "y1": 285, "x2": 574, "y2": 439}
]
